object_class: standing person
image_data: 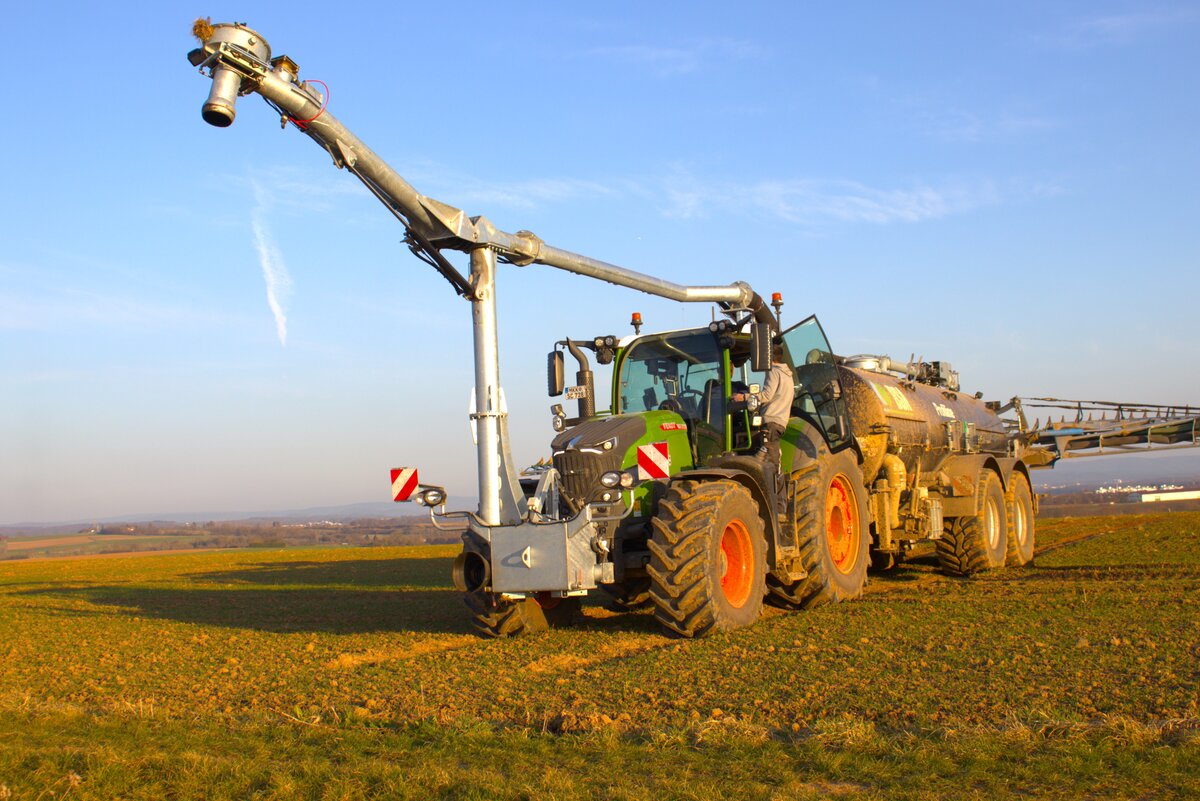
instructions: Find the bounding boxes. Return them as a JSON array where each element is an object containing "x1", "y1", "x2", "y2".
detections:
[{"x1": 734, "y1": 342, "x2": 793, "y2": 511}]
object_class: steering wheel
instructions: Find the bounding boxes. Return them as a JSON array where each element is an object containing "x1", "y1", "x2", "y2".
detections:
[{"x1": 660, "y1": 389, "x2": 705, "y2": 416}]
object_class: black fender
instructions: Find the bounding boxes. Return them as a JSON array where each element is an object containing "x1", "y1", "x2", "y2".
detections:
[
  {"x1": 1010, "y1": 459, "x2": 1032, "y2": 488},
  {"x1": 677, "y1": 457, "x2": 786, "y2": 573},
  {"x1": 936, "y1": 453, "x2": 1019, "y2": 517}
]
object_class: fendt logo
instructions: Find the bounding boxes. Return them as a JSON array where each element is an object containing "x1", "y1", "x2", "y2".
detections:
[{"x1": 637, "y1": 442, "x2": 671, "y2": 480}]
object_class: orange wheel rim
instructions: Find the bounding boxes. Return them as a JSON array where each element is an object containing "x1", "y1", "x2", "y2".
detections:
[
  {"x1": 826, "y1": 474, "x2": 860, "y2": 574},
  {"x1": 719, "y1": 519, "x2": 754, "y2": 608}
]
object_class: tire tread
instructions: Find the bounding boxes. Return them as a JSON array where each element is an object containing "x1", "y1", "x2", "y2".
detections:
[{"x1": 648, "y1": 480, "x2": 764, "y2": 637}]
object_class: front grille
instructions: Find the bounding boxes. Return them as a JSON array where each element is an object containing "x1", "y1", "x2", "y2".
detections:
[
  {"x1": 554, "y1": 449, "x2": 621, "y2": 510},
  {"x1": 550, "y1": 415, "x2": 648, "y2": 512}
]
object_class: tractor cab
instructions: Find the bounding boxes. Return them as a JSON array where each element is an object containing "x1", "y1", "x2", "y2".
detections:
[
  {"x1": 548, "y1": 314, "x2": 854, "y2": 486},
  {"x1": 613, "y1": 327, "x2": 751, "y2": 465}
]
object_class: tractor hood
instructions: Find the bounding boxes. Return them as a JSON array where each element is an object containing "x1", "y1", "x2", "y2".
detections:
[
  {"x1": 551, "y1": 415, "x2": 648, "y2": 512},
  {"x1": 551, "y1": 411, "x2": 695, "y2": 513}
]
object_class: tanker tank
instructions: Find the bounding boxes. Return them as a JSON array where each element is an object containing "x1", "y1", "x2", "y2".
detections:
[{"x1": 834, "y1": 356, "x2": 1009, "y2": 484}]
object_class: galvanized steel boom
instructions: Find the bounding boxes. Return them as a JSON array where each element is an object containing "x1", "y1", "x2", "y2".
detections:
[{"x1": 186, "y1": 21, "x2": 769, "y2": 529}]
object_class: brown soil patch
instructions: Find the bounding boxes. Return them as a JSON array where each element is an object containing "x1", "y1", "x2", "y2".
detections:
[
  {"x1": 326, "y1": 636, "x2": 478, "y2": 670},
  {"x1": 524, "y1": 634, "x2": 664, "y2": 674}
]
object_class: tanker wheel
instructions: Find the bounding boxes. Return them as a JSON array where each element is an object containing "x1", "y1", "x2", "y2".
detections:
[
  {"x1": 936, "y1": 470, "x2": 1008, "y2": 576},
  {"x1": 646, "y1": 479, "x2": 766, "y2": 637},
  {"x1": 465, "y1": 591, "x2": 581, "y2": 638},
  {"x1": 598, "y1": 578, "x2": 652, "y2": 611},
  {"x1": 1006, "y1": 472, "x2": 1036, "y2": 567},
  {"x1": 767, "y1": 452, "x2": 870, "y2": 609}
]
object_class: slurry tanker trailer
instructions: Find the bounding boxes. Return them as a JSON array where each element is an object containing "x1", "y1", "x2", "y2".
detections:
[{"x1": 187, "y1": 20, "x2": 1200, "y2": 637}]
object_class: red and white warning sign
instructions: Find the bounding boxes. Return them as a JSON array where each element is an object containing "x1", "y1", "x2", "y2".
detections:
[
  {"x1": 637, "y1": 442, "x2": 671, "y2": 480},
  {"x1": 390, "y1": 467, "x2": 419, "y2": 502}
]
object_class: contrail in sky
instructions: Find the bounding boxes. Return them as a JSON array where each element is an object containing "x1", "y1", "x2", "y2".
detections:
[{"x1": 250, "y1": 180, "x2": 293, "y2": 346}]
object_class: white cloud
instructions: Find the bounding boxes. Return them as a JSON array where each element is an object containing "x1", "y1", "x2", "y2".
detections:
[
  {"x1": 0, "y1": 288, "x2": 233, "y2": 333},
  {"x1": 584, "y1": 38, "x2": 766, "y2": 76},
  {"x1": 661, "y1": 171, "x2": 997, "y2": 226},
  {"x1": 914, "y1": 107, "x2": 1059, "y2": 143},
  {"x1": 395, "y1": 163, "x2": 993, "y2": 228},
  {"x1": 228, "y1": 166, "x2": 363, "y2": 216},
  {"x1": 1036, "y1": 8, "x2": 1197, "y2": 48},
  {"x1": 228, "y1": 156, "x2": 1014, "y2": 246},
  {"x1": 249, "y1": 178, "x2": 294, "y2": 347},
  {"x1": 439, "y1": 177, "x2": 620, "y2": 210}
]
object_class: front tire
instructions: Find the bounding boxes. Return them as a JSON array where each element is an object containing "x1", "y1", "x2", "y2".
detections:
[
  {"x1": 936, "y1": 469, "x2": 1008, "y2": 576},
  {"x1": 598, "y1": 578, "x2": 652, "y2": 611},
  {"x1": 465, "y1": 592, "x2": 580, "y2": 638},
  {"x1": 767, "y1": 451, "x2": 870, "y2": 609},
  {"x1": 647, "y1": 480, "x2": 767, "y2": 637}
]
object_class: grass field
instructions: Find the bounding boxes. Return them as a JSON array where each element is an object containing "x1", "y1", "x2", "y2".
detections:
[
  {"x1": 1, "y1": 513, "x2": 1198, "y2": 799},
  {"x1": 2, "y1": 534, "x2": 209, "y2": 561}
]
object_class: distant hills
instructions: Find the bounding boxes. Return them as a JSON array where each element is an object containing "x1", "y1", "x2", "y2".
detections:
[
  {"x1": 5, "y1": 449, "x2": 1198, "y2": 537},
  {"x1": 1, "y1": 498, "x2": 476, "y2": 538}
]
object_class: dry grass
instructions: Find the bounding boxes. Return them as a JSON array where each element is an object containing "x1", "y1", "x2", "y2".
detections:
[{"x1": 1, "y1": 514, "x2": 1198, "y2": 799}]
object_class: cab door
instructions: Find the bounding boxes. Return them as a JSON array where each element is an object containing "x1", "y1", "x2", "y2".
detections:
[{"x1": 778, "y1": 315, "x2": 854, "y2": 452}]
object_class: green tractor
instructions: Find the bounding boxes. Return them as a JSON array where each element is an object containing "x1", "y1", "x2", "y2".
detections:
[{"x1": 462, "y1": 307, "x2": 875, "y2": 638}]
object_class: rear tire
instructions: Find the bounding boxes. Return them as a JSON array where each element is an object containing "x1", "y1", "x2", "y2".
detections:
[
  {"x1": 1006, "y1": 472, "x2": 1036, "y2": 566},
  {"x1": 767, "y1": 452, "x2": 870, "y2": 609},
  {"x1": 936, "y1": 470, "x2": 1008, "y2": 576},
  {"x1": 465, "y1": 591, "x2": 580, "y2": 637},
  {"x1": 647, "y1": 480, "x2": 766, "y2": 637}
]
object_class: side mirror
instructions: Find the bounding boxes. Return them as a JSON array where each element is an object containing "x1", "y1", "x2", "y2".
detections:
[
  {"x1": 548, "y1": 351, "x2": 565, "y2": 396},
  {"x1": 750, "y1": 323, "x2": 772, "y2": 372}
]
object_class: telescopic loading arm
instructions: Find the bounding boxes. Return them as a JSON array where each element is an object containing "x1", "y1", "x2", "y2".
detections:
[
  {"x1": 187, "y1": 21, "x2": 774, "y2": 529},
  {"x1": 187, "y1": 21, "x2": 758, "y2": 308}
]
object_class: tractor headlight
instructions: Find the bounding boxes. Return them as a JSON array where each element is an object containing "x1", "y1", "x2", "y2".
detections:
[
  {"x1": 420, "y1": 488, "x2": 446, "y2": 507},
  {"x1": 600, "y1": 470, "x2": 636, "y2": 489}
]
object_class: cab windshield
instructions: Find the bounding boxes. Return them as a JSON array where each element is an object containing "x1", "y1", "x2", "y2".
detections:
[{"x1": 616, "y1": 331, "x2": 725, "y2": 435}]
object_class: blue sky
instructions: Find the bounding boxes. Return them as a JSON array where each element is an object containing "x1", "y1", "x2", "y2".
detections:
[{"x1": 2, "y1": 2, "x2": 1197, "y2": 523}]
